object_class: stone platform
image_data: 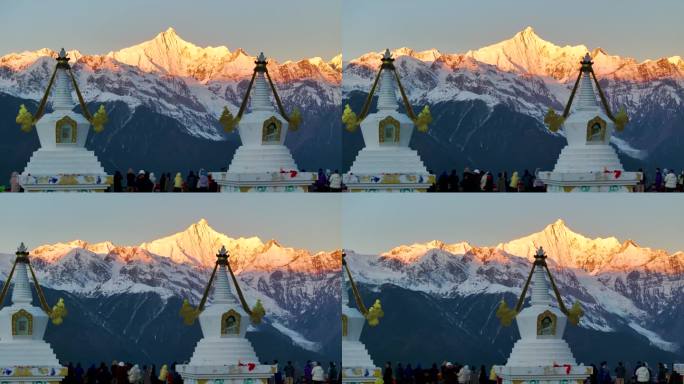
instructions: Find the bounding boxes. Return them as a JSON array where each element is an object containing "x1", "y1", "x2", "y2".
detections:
[
  {"x1": 494, "y1": 365, "x2": 593, "y2": 384},
  {"x1": 176, "y1": 364, "x2": 275, "y2": 384},
  {"x1": 538, "y1": 170, "x2": 639, "y2": 192},
  {"x1": 213, "y1": 171, "x2": 316, "y2": 192}
]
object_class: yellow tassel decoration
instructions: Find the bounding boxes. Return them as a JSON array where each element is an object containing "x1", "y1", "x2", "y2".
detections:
[
  {"x1": 342, "y1": 104, "x2": 359, "y2": 132},
  {"x1": 374, "y1": 369, "x2": 384, "y2": 384},
  {"x1": 495, "y1": 300, "x2": 518, "y2": 327},
  {"x1": 288, "y1": 108, "x2": 302, "y2": 131},
  {"x1": 614, "y1": 107, "x2": 629, "y2": 132},
  {"x1": 91, "y1": 105, "x2": 108, "y2": 133},
  {"x1": 16, "y1": 104, "x2": 35, "y2": 133},
  {"x1": 365, "y1": 299, "x2": 384, "y2": 327},
  {"x1": 566, "y1": 301, "x2": 584, "y2": 326},
  {"x1": 250, "y1": 299, "x2": 266, "y2": 325},
  {"x1": 544, "y1": 108, "x2": 565, "y2": 132},
  {"x1": 159, "y1": 365, "x2": 168, "y2": 382},
  {"x1": 179, "y1": 299, "x2": 200, "y2": 325},
  {"x1": 219, "y1": 106, "x2": 239, "y2": 133},
  {"x1": 49, "y1": 298, "x2": 68, "y2": 325},
  {"x1": 414, "y1": 105, "x2": 432, "y2": 133}
]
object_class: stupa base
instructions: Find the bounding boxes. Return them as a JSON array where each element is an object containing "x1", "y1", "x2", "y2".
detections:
[
  {"x1": 343, "y1": 173, "x2": 434, "y2": 192},
  {"x1": 674, "y1": 364, "x2": 684, "y2": 374},
  {"x1": 342, "y1": 366, "x2": 381, "y2": 384},
  {"x1": 177, "y1": 364, "x2": 275, "y2": 384},
  {"x1": 538, "y1": 171, "x2": 639, "y2": 192},
  {"x1": 19, "y1": 173, "x2": 111, "y2": 192},
  {"x1": 0, "y1": 365, "x2": 66, "y2": 384},
  {"x1": 494, "y1": 365, "x2": 592, "y2": 384},
  {"x1": 212, "y1": 172, "x2": 316, "y2": 192}
]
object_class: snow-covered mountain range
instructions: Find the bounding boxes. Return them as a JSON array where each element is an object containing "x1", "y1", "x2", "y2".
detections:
[
  {"x1": 345, "y1": 219, "x2": 684, "y2": 364},
  {"x1": 1, "y1": 27, "x2": 341, "y2": 140},
  {"x1": 0, "y1": 28, "x2": 342, "y2": 179},
  {"x1": 3, "y1": 26, "x2": 681, "y2": 177},
  {"x1": 343, "y1": 27, "x2": 684, "y2": 172},
  {"x1": 0, "y1": 219, "x2": 341, "y2": 363}
]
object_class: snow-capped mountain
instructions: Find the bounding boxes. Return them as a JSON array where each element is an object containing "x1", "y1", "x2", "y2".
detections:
[
  {"x1": 0, "y1": 28, "x2": 342, "y2": 179},
  {"x1": 345, "y1": 219, "x2": 684, "y2": 365},
  {"x1": 1, "y1": 27, "x2": 340, "y2": 139},
  {"x1": 0, "y1": 219, "x2": 340, "y2": 364},
  {"x1": 343, "y1": 27, "x2": 684, "y2": 173}
]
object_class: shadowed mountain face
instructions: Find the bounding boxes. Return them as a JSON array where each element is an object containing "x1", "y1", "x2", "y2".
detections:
[
  {"x1": 343, "y1": 91, "x2": 568, "y2": 174},
  {"x1": 352, "y1": 285, "x2": 677, "y2": 368},
  {"x1": 345, "y1": 220, "x2": 684, "y2": 367},
  {"x1": 33, "y1": 288, "x2": 335, "y2": 366}
]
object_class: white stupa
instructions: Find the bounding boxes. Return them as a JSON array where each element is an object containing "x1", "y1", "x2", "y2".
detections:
[
  {"x1": 494, "y1": 247, "x2": 591, "y2": 384},
  {"x1": 212, "y1": 53, "x2": 316, "y2": 192},
  {"x1": 343, "y1": 49, "x2": 434, "y2": 192},
  {"x1": 341, "y1": 253, "x2": 381, "y2": 384},
  {"x1": 0, "y1": 243, "x2": 66, "y2": 384},
  {"x1": 177, "y1": 246, "x2": 274, "y2": 384},
  {"x1": 19, "y1": 48, "x2": 110, "y2": 192},
  {"x1": 675, "y1": 365, "x2": 684, "y2": 376},
  {"x1": 538, "y1": 53, "x2": 639, "y2": 192}
]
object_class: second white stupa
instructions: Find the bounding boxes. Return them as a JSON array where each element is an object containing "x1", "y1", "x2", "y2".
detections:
[
  {"x1": 18, "y1": 49, "x2": 110, "y2": 192},
  {"x1": 177, "y1": 246, "x2": 274, "y2": 384},
  {"x1": 538, "y1": 53, "x2": 640, "y2": 192},
  {"x1": 343, "y1": 50, "x2": 434, "y2": 192},
  {"x1": 341, "y1": 252, "x2": 382, "y2": 384},
  {"x1": 494, "y1": 247, "x2": 591, "y2": 384},
  {"x1": 0, "y1": 243, "x2": 67, "y2": 384},
  {"x1": 212, "y1": 53, "x2": 315, "y2": 192}
]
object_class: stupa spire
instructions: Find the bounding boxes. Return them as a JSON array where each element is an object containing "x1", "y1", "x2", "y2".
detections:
[
  {"x1": 377, "y1": 49, "x2": 399, "y2": 111},
  {"x1": 11, "y1": 243, "x2": 33, "y2": 304},
  {"x1": 52, "y1": 49, "x2": 76, "y2": 111},
  {"x1": 250, "y1": 52, "x2": 274, "y2": 112},
  {"x1": 575, "y1": 54, "x2": 599, "y2": 110},
  {"x1": 213, "y1": 246, "x2": 239, "y2": 305},
  {"x1": 530, "y1": 248, "x2": 552, "y2": 306}
]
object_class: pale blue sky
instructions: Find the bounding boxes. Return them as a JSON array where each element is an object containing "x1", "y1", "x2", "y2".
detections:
[
  {"x1": 343, "y1": 0, "x2": 684, "y2": 61},
  {"x1": 0, "y1": 194, "x2": 340, "y2": 253},
  {"x1": 0, "y1": 0, "x2": 340, "y2": 60},
  {"x1": 342, "y1": 194, "x2": 684, "y2": 254},
  {"x1": 2, "y1": 194, "x2": 683, "y2": 256}
]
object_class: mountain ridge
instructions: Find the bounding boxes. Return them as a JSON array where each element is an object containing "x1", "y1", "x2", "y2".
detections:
[
  {"x1": 377, "y1": 219, "x2": 684, "y2": 275},
  {"x1": 28, "y1": 218, "x2": 337, "y2": 273}
]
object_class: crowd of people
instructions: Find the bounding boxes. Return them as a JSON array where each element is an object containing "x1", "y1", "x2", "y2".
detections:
[
  {"x1": 427, "y1": 168, "x2": 684, "y2": 193},
  {"x1": 110, "y1": 169, "x2": 219, "y2": 192},
  {"x1": 60, "y1": 360, "x2": 340, "y2": 384},
  {"x1": 377, "y1": 361, "x2": 683, "y2": 384},
  {"x1": 61, "y1": 361, "x2": 182, "y2": 384},
  {"x1": 4, "y1": 167, "x2": 684, "y2": 193}
]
